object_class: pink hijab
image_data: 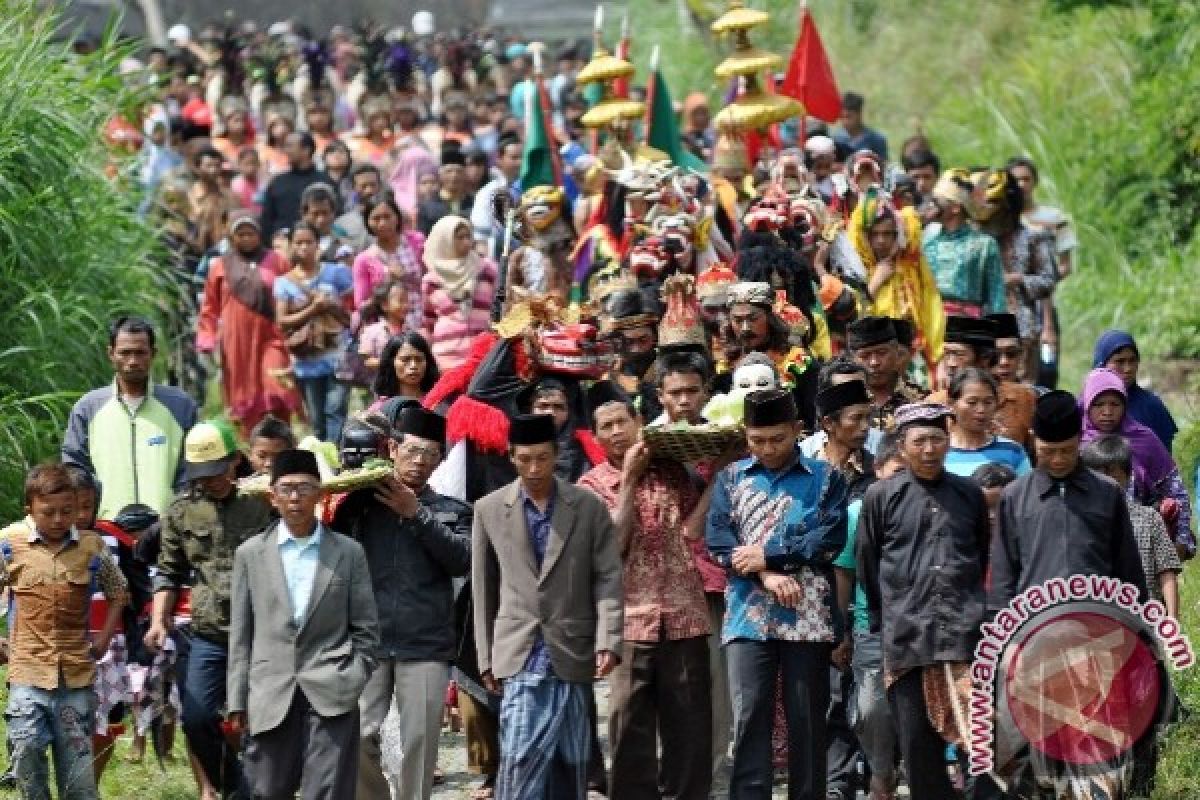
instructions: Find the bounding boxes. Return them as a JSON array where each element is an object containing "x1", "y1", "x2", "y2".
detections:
[{"x1": 390, "y1": 142, "x2": 438, "y2": 217}]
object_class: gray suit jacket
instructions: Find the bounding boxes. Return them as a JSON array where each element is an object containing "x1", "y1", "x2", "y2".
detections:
[
  {"x1": 228, "y1": 522, "x2": 379, "y2": 735},
  {"x1": 472, "y1": 478, "x2": 623, "y2": 683}
]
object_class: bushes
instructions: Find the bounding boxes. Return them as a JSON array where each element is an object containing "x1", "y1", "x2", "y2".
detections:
[{"x1": 0, "y1": 3, "x2": 165, "y2": 520}]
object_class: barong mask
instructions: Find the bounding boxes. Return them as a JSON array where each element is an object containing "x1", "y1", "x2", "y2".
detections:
[
  {"x1": 629, "y1": 237, "x2": 671, "y2": 282},
  {"x1": 652, "y1": 213, "x2": 696, "y2": 267},
  {"x1": 538, "y1": 321, "x2": 616, "y2": 377},
  {"x1": 495, "y1": 295, "x2": 617, "y2": 380},
  {"x1": 743, "y1": 201, "x2": 787, "y2": 234},
  {"x1": 519, "y1": 185, "x2": 565, "y2": 232},
  {"x1": 847, "y1": 149, "x2": 883, "y2": 194}
]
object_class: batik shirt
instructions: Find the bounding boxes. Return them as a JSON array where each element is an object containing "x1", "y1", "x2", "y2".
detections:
[
  {"x1": 872, "y1": 380, "x2": 926, "y2": 433},
  {"x1": 999, "y1": 225, "x2": 1057, "y2": 340},
  {"x1": 578, "y1": 460, "x2": 710, "y2": 642},
  {"x1": 706, "y1": 449, "x2": 848, "y2": 644},
  {"x1": 923, "y1": 224, "x2": 1006, "y2": 314},
  {"x1": 1129, "y1": 501, "x2": 1182, "y2": 605}
]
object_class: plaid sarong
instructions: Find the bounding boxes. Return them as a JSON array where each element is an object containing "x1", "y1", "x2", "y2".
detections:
[{"x1": 496, "y1": 671, "x2": 590, "y2": 799}]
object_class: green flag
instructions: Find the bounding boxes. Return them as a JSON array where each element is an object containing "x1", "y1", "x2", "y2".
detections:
[
  {"x1": 646, "y1": 68, "x2": 708, "y2": 172},
  {"x1": 519, "y1": 78, "x2": 561, "y2": 189}
]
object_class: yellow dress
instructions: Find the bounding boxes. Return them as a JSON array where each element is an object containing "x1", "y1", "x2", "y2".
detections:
[{"x1": 849, "y1": 204, "x2": 946, "y2": 364}]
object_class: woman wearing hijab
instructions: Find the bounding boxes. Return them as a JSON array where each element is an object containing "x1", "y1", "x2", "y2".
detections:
[
  {"x1": 390, "y1": 141, "x2": 439, "y2": 221},
  {"x1": 421, "y1": 215, "x2": 498, "y2": 371},
  {"x1": 196, "y1": 211, "x2": 301, "y2": 435},
  {"x1": 1092, "y1": 329, "x2": 1178, "y2": 452},
  {"x1": 136, "y1": 110, "x2": 182, "y2": 216},
  {"x1": 1081, "y1": 367, "x2": 1195, "y2": 558}
]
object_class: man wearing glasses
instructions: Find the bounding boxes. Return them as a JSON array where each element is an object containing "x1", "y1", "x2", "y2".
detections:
[
  {"x1": 227, "y1": 448, "x2": 379, "y2": 798},
  {"x1": 986, "y1": 312, "x2": 1038, "y2": 449},
  {"x1": 332, "y1": 407, "x2": 472, "y2": 800}
]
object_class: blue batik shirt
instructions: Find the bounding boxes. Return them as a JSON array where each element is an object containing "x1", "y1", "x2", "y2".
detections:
[
  {"x1": 706, "y1": 448, "x2": 849, "y2": 644},
  {"x1": 520, "y1": 486, "x2": 556, "y2": 674}
]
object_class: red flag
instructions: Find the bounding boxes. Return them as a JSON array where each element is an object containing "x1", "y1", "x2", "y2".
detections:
[
  {"x1": 613, "y1": 35, "x2": 630, "y2": 99},
  {"x1": 780, "y1": 6, "x2": 842, "y2": 123}
]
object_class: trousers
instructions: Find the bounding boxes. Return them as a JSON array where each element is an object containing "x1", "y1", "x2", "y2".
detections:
[
  {"x1": 726, "y1": 639, "x2": 832, "y2": 800},
  {"x1": 357, "y1": 659, "x2": 450, "y2": 800},
  {"x1": 608, "y1": 635, "x2": 712, "y2": 799},
  {"x1": 244, "y1": 688, "x2": 360, "y2": 800},
  {"x1": 887, "y1": 669, "x2": 957, "y2": 800},
  {"x1": 6, "y1": 684, "x2": 97, "y2": 800},
  {"x1": 181, "y1": 630, "x2": 245, "y2": 798}
]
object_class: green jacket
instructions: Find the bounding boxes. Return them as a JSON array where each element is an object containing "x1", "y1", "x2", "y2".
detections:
[
  {"x1": 154, "y1": 489, "x2": 274, "y2": 644},
  {"x1": 62, "y1": 381, "x2": 197, "y2": 520}
]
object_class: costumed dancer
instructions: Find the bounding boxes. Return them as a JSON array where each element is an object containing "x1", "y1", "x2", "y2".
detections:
[
  {"x1": 723, "y1": 281, "x2": 823, "y2": 432},
  {"x1": 847, "y1": 188, "x2": 945, "y2": 388}
]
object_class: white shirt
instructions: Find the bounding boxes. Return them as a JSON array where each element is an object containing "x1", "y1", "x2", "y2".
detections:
[{"x1": 277, "y1": 521, "x2": 324, "y2": 626}]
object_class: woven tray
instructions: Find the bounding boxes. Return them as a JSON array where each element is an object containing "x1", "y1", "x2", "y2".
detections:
[
  {"x1": 237, "y1": 461, "x2": 394, "y2": 496},
  {"x1": 643, "y1": 424, "x2": 745, "y2": 463}
]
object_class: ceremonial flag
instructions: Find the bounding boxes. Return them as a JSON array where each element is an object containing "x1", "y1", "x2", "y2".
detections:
[
  {"x1": 613, "y1": 13, "x2": 631, "y2": 99},
  {"x1": 520, "y1": 75, "x2": 562, "y2": 188},
  {"x1": 646, "y1": 65, "x2": 708, "y2": 171},
  {"x1": 779, "y1": 4, "x2": 842, "y2": 123}
]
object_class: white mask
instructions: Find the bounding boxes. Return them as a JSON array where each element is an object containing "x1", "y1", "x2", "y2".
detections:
[{"x1": 733, "y1": 362, "x2": 779, "y2": 391}]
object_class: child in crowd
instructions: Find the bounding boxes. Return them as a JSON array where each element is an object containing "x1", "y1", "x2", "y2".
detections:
[
  {"x1": 1, "y1": 464, "x2": 129, "y2": 800},
  {"x1": 230, "y1": 147, "x2": 262, "y2": 216},
  {"x1": 971, "y1": 462, "x2": 1018, "y2": 535},
  {"x1": 359, "y1": 280, "x2": 412, "y2": 373},
  {"x1": 246, "y1": 414, "x2": 296, "y2": 476},
  {"x1": 1081, "y1": 434, "x2": 1181, "y2": 616}
]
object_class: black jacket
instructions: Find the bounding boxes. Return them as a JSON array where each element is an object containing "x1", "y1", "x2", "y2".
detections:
[
  {"x1": 990, "y1": 465, "x2": 1147, "y2": 610},
  {"x1": 259, "y1": 166, "x2": 335, "y2": 240},
  {"x1": 857, "y1": 469, "x2": 990, "y2": 673},
  {"x1": 333, "y1": 485, "x2": 472, "y2": 661}
]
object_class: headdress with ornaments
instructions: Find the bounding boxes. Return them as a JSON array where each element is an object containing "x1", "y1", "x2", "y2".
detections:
[
  {"x1": 658, "y1": 274, "x2": 707, "y2": 352},
  {"x1": 696, "y1": 263, "x2": 738, "y2": 308}
]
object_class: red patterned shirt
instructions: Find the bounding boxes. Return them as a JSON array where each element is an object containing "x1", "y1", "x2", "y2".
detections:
[{"x1": 578, "y1": 460, "x2": 711, "y2": 642}]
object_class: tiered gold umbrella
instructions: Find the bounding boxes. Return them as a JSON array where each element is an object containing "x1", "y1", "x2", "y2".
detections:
[
  {"x1": 576, "y1": 47, "x2": 645, "y2": 130},
  {"x1": 710, "y1": 0, "x2": 803, "y2": 134}
]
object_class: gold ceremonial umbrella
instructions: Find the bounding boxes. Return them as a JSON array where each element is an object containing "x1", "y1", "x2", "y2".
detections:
[
  {"x1": 581, "y1": 99, "x2": 646, "y2": 129},
  {"x1": 715, "y1": 45, "x2": 782, "y2": 79},
  {"x1": 575, "y1": 48, "x2": 635, "y2": 86},
  {"x1": 714, "y1": 90, "x2": 803, "y2": 133},
  {"x1": 711, "y1": 0, "x2": 769, "y2": 34}
]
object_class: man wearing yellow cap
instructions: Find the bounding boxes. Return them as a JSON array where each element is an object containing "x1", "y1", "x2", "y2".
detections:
[{"x1": 144, "y1": 420, "x2": 274, "y2": 799}]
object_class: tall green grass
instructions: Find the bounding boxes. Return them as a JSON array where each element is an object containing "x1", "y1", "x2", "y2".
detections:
[{"x1": 0, "y1": 2, "x2": 166, "y2": 520}]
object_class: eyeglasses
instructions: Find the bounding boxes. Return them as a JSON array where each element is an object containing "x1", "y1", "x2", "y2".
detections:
[
  {"x1": 398, "y1": 445, "x2": 441, "y2": 463},
  {"x1": 274, "y1": 483, "x2": 321, "y2": 498}
]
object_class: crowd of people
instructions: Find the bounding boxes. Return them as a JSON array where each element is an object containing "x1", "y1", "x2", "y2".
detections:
[{"x1": 2, "y1": 10, "x2": 1194, "y2": 800}]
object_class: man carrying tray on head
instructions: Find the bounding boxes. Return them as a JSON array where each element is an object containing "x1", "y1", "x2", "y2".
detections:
[
  {"x1": 578, "y1": 380, "x2": 718, "y2": 799},
  {"x1": 332, "y1": 407, "x2": 472, "y2": 800}
]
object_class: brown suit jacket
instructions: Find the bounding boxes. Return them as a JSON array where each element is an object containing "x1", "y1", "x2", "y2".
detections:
[{"x1": 472, "y1": 477, "x2": 623, "y2": 683}]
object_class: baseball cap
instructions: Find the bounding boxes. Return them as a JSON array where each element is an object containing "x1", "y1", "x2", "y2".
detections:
[{"x1": 184, "y1": 420, "x2": 241, "y2": 481}]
